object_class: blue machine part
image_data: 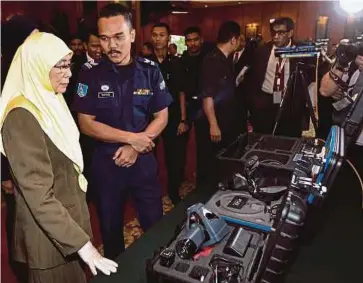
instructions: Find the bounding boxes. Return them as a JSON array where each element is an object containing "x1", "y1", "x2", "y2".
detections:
[
  {"x1": 186, "y1": 203, "x2": 230, "y2": 247},
  {"x1": 317, "y1": 126, "x2": 336, "y2": 184},
  {"x1": 220, "y1": 216, "x2": 273, "y2": 232}
]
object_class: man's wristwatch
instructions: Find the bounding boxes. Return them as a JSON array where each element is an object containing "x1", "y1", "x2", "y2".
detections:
[{"x1": 180, "y1": 119, "x2": 187, "y2": 124}]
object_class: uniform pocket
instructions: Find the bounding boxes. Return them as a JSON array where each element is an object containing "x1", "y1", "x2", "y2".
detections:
[
  {"x1": 95, "y1": 97, "x2": 118, "y2": 109},
  {"x1": 133, "y1": 95, "x2": 151, "y2": 108}
]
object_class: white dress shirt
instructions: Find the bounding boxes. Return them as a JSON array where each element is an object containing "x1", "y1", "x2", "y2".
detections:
[
  {"x1": 86, "y1": 52, "x2": 94, "y2": 64},
  {"x1": 262, "y1": 43, "x2": 291, "y2": 94}
]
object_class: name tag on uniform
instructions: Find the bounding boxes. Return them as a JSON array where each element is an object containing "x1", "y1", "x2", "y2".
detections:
[
  {"x1": 98, "y1": 92, "x2": 115, "y2": 98},
  {"x1": 273, "y1": 91, "x2": 282, "y2": 104},
  {"x1": 133, "y1": 89, "x2": 153, "y2": 96}
]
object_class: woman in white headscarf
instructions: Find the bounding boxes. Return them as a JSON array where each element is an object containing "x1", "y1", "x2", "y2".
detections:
[{"x1": 0, "y1": 32, "x2": 117, "y2": 283}]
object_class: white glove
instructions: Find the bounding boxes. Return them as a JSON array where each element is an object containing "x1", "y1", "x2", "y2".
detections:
[{"x1": 77, "y1": 241, "x2": 118, "y2": 276}]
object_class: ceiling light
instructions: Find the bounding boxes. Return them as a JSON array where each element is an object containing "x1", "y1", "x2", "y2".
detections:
[
  {"x1": 339, "y1": 0, "x2": 363, "y2": 15},
  {"x1": 172, "y1": 11, "x2": 189, "y2": 14},
  {"x1": 205, "y1": 5, "x2": 208, "y2": 8}
]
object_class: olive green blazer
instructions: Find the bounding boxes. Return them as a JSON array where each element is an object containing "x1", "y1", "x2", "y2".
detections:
[{"x1": 2, "y1": 108, "x2": 92, "y2": 269}]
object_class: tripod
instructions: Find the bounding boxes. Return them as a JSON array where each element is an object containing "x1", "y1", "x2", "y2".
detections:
[{"x1": 272, "y1": 62, "x2": 318, "y2": 136}]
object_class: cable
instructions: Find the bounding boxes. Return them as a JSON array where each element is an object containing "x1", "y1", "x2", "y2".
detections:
[
  {"x1": 346, "y1": 159, "x2": 363, "y2": 209},
  {"x1": 315, "y1": 54, "x2": 320, "y2": 123}
]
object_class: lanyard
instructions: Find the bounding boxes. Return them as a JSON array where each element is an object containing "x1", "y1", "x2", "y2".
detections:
[
  {"x1": 276, "y1": 58, "x2": 286, "y2": 76},
  {"x1": 275, "y1": 58, "x2": 287, "y2": 91}
]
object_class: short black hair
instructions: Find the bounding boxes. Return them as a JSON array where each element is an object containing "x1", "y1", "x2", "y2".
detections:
[
  {"x1": 184, "y1": 26, "x2": 201, "y2": 37},
  {"x1": 169, "y1": 43, "x2": 177, "y2": 49},
  {"x1": 98, "y1": 3, "x2": 133, "y2": 30},
  {"x1": 270, "y1": 17, "x2": 295, "y2": 31},
  {"x1": 82, "y1": 26, "x2": 98, "y2": 42},
  {"x1": 84, "y1": 27, "x2": 98, "y2": 42},
  {"x1": 69, "y1": 33, "x2": 83, "y2": 42},
  {"x1": 217, "y1": 21, "x2": 241, "y2": 43},
  {"x1": 152, "y1": 23, "x2": 171, "y2": 35},
  {"x1": 143, "y1": 42, "x2": 153, "y2": 50}
]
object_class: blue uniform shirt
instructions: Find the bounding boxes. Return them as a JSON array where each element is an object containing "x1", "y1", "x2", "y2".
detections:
[{"x1": 72, "y1": 57, "x2": 173, "y2": 135}]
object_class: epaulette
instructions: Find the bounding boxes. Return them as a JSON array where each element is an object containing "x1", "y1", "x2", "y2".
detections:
[
  {"x1": 137, "y1": 57, "x2": 158, "y2": 67},
  {"x1": 81, "y1": 60, "x2": 99, "y2": 71}
]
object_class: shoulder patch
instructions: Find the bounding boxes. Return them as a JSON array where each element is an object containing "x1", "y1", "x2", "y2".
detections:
[
  {"x1": 81, "y1": 61, "x2": 98, "y2": 71},
  {"x1": 139, "y1": 57, "x2": 157, "y2": 67},
  {"x1": 159, "y1": 79, "x2": 166, "y2": 90},
  {"x1": 77, "y1": 83, "x2": 88, "y2": 97}
]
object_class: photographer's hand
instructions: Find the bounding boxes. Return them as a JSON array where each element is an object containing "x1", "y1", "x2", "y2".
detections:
[
  {"x1": 355, "y1": 55, "x2": 363, "y2": 71},
  {"x1": 320, "y1": 65, "x2": 344, "y2": 98}
]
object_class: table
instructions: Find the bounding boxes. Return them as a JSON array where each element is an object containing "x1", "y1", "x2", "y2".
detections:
[{"x1": 91, "y1": 164, "x2": 363, "y2": 283}]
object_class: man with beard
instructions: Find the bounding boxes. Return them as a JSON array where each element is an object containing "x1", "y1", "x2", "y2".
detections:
[
  {"x1": 72, "y1": 3, "x2": 172, "y2": 259},
  {"x1": 148, "y1": 23, "x2": 187, "y2": 205}
]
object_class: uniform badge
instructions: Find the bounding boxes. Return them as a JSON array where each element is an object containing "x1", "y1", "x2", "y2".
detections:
[
  {"x1": 160, "y1": 80, "x2": 166, "y2": 90},
  {"x1": 133, "y1": 89, "x2": 153, "y2": 96},
  {"x1": 101, "y1": 85, "x2": 110, "y2": 91},
  {"x1": 77, "y1": 83, "x2": 88, "y2": 97},
  {"x1": 98, "y1": 92, "x2": 115, "y2": 98}
]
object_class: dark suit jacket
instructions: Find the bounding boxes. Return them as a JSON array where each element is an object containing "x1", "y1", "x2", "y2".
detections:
[
  {"x1": 234, "y1": 47, "x2": 251, "y2": 78},
  {"x1": 2, "y1": 108, "x2": 92, "y2": 269},
  {"x1": 234, "y1": 48, "x2": 252, "y2": 132},
  {"x1": 244, "y1": 41, "x2": 315, "y2": 129}
]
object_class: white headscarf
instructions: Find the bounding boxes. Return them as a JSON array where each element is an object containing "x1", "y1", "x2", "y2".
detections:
[{"x1": 0, "y1": 32, "x2": 87, "y2": 191}]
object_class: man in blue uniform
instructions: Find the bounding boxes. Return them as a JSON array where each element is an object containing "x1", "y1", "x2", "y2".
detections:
[{"x1": 72, "y1": 3, "x2": 172, "y2": 260}]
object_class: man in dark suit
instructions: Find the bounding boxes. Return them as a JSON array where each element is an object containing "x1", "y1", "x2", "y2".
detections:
[
  {"x1": 244, "y1": 17, "x2": 312, "y2": 137},
  {"x1": 233, "y1": 33, "x2": 250, "y2": 133}
]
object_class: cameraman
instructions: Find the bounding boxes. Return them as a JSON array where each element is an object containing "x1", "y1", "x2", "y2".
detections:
[{"x1": 320, "y1": 42, "x2": 363, "y2": 177}]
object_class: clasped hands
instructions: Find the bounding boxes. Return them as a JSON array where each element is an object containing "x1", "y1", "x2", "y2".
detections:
[{"x1": 113, "y1": 132, "x2": 155, "y2": 167}]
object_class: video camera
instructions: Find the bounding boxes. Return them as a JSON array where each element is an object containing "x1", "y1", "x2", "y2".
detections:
[{"x1": 334, "y1": 35, "x2": 363, "y2": 72}]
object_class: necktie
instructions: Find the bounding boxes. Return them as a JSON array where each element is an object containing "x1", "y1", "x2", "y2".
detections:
[{"x1": 233, "y1": 52, "x2": 239, "y2": 64}]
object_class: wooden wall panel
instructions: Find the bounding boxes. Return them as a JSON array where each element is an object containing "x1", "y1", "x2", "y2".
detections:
[
  {"x1": 1, "y1": 1, "x2": 356, "y2": 50},
  {"x1": 140, "y1": 1, "x2": 351, "y2": 46},
  {"x1": 279, "y1": 2, "x2": 298, "y2": 23},
  {"x1": 296, "y1": 1, "x2": 319, "y2": 40},
  {"x1": 1, "y1": 1, "x2": 83, "y2": 34},
  {"x1": 320, "y1": 1, "x2": 346, "y2": 45},
  {"x1": 1, "y1": 1, "x2": 29, "y2": 21},
  {"x1": 243, "y1": 3, "x2": 262, "y2": 26},
  {"x1": 260, "y1": 1, "x2": 282, "y2": 40}
]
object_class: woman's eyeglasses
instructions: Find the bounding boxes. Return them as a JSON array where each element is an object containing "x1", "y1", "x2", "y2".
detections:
[{"x1": 54, "y1": 63, "x2": 73, "y2": 72}]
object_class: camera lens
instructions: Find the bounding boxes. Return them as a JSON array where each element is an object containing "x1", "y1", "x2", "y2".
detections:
[{"x1": 175, "y1": 239, "x2": 198, "y2": 259}]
